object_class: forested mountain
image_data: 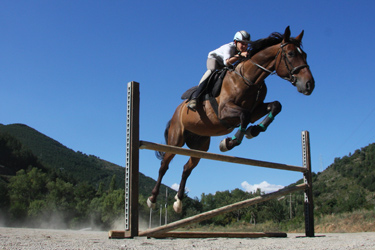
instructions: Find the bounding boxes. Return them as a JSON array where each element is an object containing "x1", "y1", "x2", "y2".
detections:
[
  {"x1": 0, "y1": 123, "x2": 173, "y2": 198},
  {"x1": 311, "y1": 143, "x2": 375, "y2": 214},
  {"x1": 1, "y1": 123, "x2": 374, "y2": 230},
  {"x1": 0, "y1": 123, "x2": 180, "y2": 229}
]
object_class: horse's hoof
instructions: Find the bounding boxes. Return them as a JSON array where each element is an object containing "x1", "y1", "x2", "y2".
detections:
[
  {"x1": 173, "y1": 195, "x2": 183, "y2": 213},
  {"x1": 245, "y1": 126, "x2": 260, "y2": 139},
  {"x1": 219, "y1": 138, "x2": 229, "y2": 152},
  {"x1": 173, "y1": 201, "x2": 182, "y2": 213},
  {"x1": 245, "y1": 129, "x2": 255, "y2": 139},
  {"x1": 147, "y1": 197, "x2": 156, "y2": 210}
]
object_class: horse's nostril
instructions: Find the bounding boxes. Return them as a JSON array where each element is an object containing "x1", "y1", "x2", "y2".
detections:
[
  {"x1": 305, "y1": 80, "x2": 315, "y2": 94},
  {"x1": 307, "y1": 81, "x2": 311, "y2": 91}
]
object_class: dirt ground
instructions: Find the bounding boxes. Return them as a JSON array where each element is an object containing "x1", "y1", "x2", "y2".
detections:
[{"x1": 1, "y1": 227, "x2": 375, "y2": 249}]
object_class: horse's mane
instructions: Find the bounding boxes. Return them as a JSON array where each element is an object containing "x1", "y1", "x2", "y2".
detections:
[{"x1": 248, "y1": 32, "x2": 302, "y2": 58}]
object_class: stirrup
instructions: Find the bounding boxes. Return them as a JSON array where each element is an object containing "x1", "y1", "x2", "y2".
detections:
[{"x1": 187, "y1": 99, "x2": 197, "y2": 111}]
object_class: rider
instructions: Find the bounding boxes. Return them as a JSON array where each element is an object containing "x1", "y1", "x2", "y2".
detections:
[{"x1": 187, "y1": 30, "x2": 251, "y2": 111}]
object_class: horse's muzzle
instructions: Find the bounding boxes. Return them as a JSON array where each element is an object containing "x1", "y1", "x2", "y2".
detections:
[
  {"x1": 304, "y1": 79, "x2": 315, "y2": 95},
  {"x1": 296, "y1": 77, "x2": 315, "y2": 95}
]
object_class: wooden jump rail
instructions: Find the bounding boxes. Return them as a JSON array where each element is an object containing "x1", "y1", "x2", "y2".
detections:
[
  {"x1": 110, "y1": 81, "x2": 315, "y2": 239},
  {"x1": 138, "y1": 183, "x2": 307, "y2": 238},
  {"x1": 139, "y1": 140, "x2": 306, "y2": 173}
]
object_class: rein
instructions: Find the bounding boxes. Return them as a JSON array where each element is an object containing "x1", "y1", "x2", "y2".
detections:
[
  {"x1": 228, "y1": 42, "x2": 309, "y2": 105},
  {"x1": 231, "y1": 68, "x2": 255, "y2": 87}
]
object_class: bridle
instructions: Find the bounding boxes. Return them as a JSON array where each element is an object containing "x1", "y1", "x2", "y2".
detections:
[
  {"x1": 250, "y1": 42, "x2": 309, "y2": 85},
  {"x1": 277, "y1": 43, "x2": 309, "y2": 85}
]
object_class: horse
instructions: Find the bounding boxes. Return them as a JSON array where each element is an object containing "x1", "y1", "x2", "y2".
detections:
[{"x1": 147, "y1": 26, "x2": 315, "y2": 213}]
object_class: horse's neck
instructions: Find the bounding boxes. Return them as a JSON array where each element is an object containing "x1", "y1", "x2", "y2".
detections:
[{"x1": 242, "y1": 45, "x2": 279, "y2": 84}]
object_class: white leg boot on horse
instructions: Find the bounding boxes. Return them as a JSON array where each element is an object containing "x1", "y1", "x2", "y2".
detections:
[{"x1": 173, "y1": 194, "x2": 182, "y2": 213}]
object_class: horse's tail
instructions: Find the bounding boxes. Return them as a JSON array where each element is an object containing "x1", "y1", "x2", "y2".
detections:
[{"x1": 155, "y1": 120, "x2": 171, "y2": 160}]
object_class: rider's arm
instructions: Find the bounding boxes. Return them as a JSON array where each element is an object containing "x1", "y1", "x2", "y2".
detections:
[
  {"x1": 226, "y1": 55, "x2": 241, "y2": 65},
  {"x1": 225, "y1": 51, "x2": 249, "y2": 66}
]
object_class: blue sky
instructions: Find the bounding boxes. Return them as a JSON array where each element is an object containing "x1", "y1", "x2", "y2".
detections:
[{"x1": 1, "y1": 1, "x2": 375, "y2": 199}]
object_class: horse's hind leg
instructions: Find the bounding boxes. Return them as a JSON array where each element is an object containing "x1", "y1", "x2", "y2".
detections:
[{"x1": 173, "y1": 134, "x2": 210, "y2": 213}]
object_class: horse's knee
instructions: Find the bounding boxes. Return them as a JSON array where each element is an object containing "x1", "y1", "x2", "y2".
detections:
[
  {"x1": 269, "y1": 101, "x2": 282, "y2": 116},
  {"x1": 245, "y1": 102, "x2": 282, "y2": 139},
  {"x1": 254, "y1": 101, "x2": 281, "y2": 132}
]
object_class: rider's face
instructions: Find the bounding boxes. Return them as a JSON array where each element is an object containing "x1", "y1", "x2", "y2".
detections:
[{"x1": 236, "y1": 41, "x2": 248, "y2": 52}]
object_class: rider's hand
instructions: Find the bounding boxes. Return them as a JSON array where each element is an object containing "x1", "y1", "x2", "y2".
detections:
[{"x1": 240, "y1": 51, "x2": 248, "y2": 57}]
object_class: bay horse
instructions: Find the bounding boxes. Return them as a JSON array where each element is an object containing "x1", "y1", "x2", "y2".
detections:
[{"x1": 147, "y1": 26, "x2": 315, "y2": 213}]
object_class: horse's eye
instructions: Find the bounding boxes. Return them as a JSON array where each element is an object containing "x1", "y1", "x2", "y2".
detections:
[{"x1": 288, "y1": 51, "x2": 295, "y2": 57}]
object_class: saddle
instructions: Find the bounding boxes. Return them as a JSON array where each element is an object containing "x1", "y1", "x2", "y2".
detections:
[
  {"x1": 181, "y1": 68, "x2": 231, "y2": 127},
  {"x1": 183, "y1": 68, "x2": 226, "y2": 97}
]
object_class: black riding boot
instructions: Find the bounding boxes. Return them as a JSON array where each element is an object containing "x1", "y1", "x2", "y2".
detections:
[{"x1": 188, "y1": 70, "x2": 211, "y2": 111}]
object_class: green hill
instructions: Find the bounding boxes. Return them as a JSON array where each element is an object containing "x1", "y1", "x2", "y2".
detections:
[
  {"x1": 0, "y1": 123, "x2": 174, "y2": 199},
  {"x1": 0, "y1": 124, "x2": 188, "y2": 229},
  {"x1": 311, "y1": 143, "x2": 375, "y2": 215}
]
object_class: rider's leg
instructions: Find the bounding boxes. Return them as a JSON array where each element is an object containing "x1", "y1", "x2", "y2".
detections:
[{"x1": 188, "y1": 58, "x2": 218, "y2": 111}]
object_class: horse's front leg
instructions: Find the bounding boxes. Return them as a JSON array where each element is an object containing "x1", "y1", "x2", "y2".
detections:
[
  {"x1": 147, "y1": 152, "x2": 175, "y2": 209},
  {"x1": 245, "y1": 101, "x2": 282, "y2": 139},
  {"x1": 218, "y1": 102, "x2": 252, "y2": 152},
  {"x1": 173, "y1": 156, "x2": 201, "y2": 213}
]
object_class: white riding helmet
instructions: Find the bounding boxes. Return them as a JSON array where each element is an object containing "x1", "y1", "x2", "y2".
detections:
[{"x1": 233, "y1": 30, "x2": 251, "y2": 43}]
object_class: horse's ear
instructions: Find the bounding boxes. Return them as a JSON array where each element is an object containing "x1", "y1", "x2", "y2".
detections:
[
  {"x1": 283, "y1": 26, "x2": 291, "y2": 42},
  {"x1": 295, "y1": 30, "x2": 304, "y2": 42}
]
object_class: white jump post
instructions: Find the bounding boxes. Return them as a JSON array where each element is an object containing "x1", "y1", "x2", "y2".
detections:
[{"x1": 116, "y1": 81, "x2": 314, "y2": 238}]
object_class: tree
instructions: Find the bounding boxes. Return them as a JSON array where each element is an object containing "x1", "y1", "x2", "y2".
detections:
[
  {"x1": 100, "y1": 189, "x2": 125, "y2": 226},
  {"x1": 109, "y1": 175, "x2": 117, "y2": 192},
  {"x1": 74, "y1": 182, "x2": 96, "y2": 221},
  {"x1": 45, "y1": 178, "x2": 75, "y2": 218},
  {"x1": 0, "y1": 180, "x2": 9, "y2": 210},
  {"x1": 8, "y1": 169, "x2": 33, "y2": 220}
]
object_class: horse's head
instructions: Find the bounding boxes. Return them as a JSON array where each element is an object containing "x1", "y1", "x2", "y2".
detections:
[{"x1": 275, "y1": 26, "x2": 315, "y2": 95}]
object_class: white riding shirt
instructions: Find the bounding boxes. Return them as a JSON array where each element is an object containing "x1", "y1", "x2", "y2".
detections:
[{"x1": 207, "y1": 42, "x2": 237, "y2": 67}]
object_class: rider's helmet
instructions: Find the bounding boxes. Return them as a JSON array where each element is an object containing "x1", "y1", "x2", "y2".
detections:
[{"x1": 233, "y1": 30, "x2": 251, "y2": 43}]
